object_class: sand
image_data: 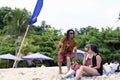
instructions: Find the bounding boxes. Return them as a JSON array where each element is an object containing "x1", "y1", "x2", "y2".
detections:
[{"x1": 0, "y1": 66, "x2": 120, "y2": 80}]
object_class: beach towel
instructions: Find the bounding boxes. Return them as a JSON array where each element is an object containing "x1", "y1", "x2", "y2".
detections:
[
  {"x1": 57, "y1": 70, "x2": 120, "y2": 80},
  {"x1": 57, "y1": 63, "x2": 120, "y2": 80},
  {"x1": 57, "y1": 75, "x2": 74, "y2": 80}
]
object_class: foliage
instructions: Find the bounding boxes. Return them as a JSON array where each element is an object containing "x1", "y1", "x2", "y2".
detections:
[
  {"x1": 0, "y1": 7, "x2": 12, "y2": 30},
  {"x1": 0, "y1": 7, "x2": 120, "y2": 67}
]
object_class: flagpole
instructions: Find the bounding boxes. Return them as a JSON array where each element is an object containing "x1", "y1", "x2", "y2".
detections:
[
  {"x1": 12, "y1": 25, "x2": 30, "y2": 68},
  {"x1": 12, "y1": 0, "x2": 43, "y2": 68}
]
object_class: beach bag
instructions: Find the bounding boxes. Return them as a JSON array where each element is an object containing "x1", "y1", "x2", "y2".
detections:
[
  {"x1": 71, "y1": 62, "x2": 81, "y2": 71},
  {"x1": 115, "y1": 64, "x2": 120, "y2": 72}
]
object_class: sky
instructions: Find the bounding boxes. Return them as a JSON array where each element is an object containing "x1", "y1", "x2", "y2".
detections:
[{"x1": 0, "y1": 0, "x2": 120, "y2": 32}]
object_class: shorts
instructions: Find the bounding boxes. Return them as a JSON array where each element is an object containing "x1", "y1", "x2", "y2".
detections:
[
  {"x1": 71, "y1": 62, "x2": 81, "y2": 71},
  {"x1": 58, "y1": 51, "x2": 72, "y2": 63}
]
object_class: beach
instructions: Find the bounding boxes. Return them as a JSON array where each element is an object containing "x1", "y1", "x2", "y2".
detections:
[{"x1": 0, "y1": 66, "x2": 120, "y2": 80}]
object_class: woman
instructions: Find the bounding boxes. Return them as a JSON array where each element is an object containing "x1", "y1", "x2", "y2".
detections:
[
  {"x1": 57, "y1": 29, "x2": 77, "y2": 74},
  {"x1": 74, "y1": 44, "x2": 103, "y2": 80},
  {"x1": 82, "y1": 44, "x2": 93, "y2": 67}
]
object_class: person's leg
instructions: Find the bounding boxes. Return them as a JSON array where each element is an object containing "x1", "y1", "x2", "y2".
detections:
[
  {"x1": 58, "y1": 52, "x2": 64, "y2": 74},
  {"x1": 81, "y1": 66, "x2": 100, "y2": 75},
  {"x1": 58, "y1": 62, "x2": 62, "y2": 74},
  {"x1": 66, "y1": 56, "x2": 71, "y2": 72},
  {"x1": 61, "y1": 68, "x2": 75, "y2": 78},
  {"x1": 74, "y1": 66, "x2": 83, "y2": 80},
  {"x1": 66, "y1": 52, "x2": 72, "y2": 72},
  {"x1": 74, "y1": 66, "x2": 100, "y2": 80}
]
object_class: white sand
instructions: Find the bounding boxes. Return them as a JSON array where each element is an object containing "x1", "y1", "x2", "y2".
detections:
[{"x1": 0, "y1": 66, "x2": 120, "y2": 80}]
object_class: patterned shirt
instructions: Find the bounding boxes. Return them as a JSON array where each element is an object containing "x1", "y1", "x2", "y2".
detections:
[{"x1": 59, "y1": 37, "x2": 77, "y2": 53}]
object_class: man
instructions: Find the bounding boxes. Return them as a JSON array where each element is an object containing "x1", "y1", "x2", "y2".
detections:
[{"x1": 57, "y1": 29, "x2": 77, "y2": 74}]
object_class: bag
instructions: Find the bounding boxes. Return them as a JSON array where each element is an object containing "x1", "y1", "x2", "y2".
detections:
[
  {"x1": 71, "y1": 62, "x2": 81, "y2": 71},
  {"x1": 115, "y1": 64, "x2": 120, "y2": 72}
]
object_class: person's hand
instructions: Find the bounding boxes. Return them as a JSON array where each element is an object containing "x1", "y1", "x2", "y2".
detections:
[
  {"x1": 84, "y1": 53, "x2": 87, "y2": 58},
  {"x1": 66, "y1": 44, "x2": 70, "y2": 47},
  {"x1": 88, "y1": 65, "x2": 92, "y2": 67},
  {"x1": 56, "y1": 43, "x2": 63, "y2": 48}
]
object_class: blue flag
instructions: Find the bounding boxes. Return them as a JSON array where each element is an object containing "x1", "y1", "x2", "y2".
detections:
[{"x1": 29, "y1": 0, "x2": 43, "y2": 25}]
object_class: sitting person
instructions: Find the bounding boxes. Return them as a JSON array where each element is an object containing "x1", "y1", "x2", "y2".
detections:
[
  {"x1": 58, "y1": 44, "x2": 103, "y2": 80},
  {"x1": 58, "y1": 44, "x2": 93, "y2": 79}
]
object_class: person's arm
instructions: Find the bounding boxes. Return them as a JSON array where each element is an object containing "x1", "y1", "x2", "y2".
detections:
[
  {"x1": 82, "y1": 53, "x2": 87, "y2": 65},
  {"x1": 73, "y1": 40, "x2": 77, "y2": 62},
  {"x1": 56, "y1": 42, "x2": 63, "y2": 48},
  {"x1": 73, "y1": 46, "x2": 77, "y2": 62},
  {"x1": 92, "y1": 55, "x2": 102, "y2": 69},
  {"x1": 56, "y1": 37, "x2": 64, "y2": 48}
]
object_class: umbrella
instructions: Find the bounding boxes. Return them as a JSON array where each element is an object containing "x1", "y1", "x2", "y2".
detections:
[
  {"x1": 0, "y1": 53, "x2": 22, "y2": 60},
  {"x1": 76, "y1": 50, "x2": 85, "y2": 58},
  {"x1": 22, "y1": 52, "x2": 53, "y2": 60}
]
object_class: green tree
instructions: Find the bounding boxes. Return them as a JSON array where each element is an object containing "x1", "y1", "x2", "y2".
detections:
[
  {"x1": 0, "y1": 7, "x2": 12, "y2": 30},
  {"x1": 1, "y1": 8, "x2": 33, "y2": 67}
]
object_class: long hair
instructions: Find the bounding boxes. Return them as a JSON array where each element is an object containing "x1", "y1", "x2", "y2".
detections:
[
  {"x1": 66, "y1": 29, "x2": 75, "y2": 40},
  {"x1": 89, "y1": 44, "x2": 99, "y2": 55}
]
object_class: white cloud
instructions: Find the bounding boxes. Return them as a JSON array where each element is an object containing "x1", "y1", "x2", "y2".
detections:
[{"x1": 0, "y1": 0, "x2": 120, "y2": 31}]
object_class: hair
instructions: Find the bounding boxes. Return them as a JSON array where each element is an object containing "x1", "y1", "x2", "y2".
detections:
[
  {"x1": 89, "y1": 44, "x2": 99, "y2": 55},
  {"x1": 66, "y1": 29, "x2": 75, "y2": 40},
  {"x1": 84, "y1": 44, "x2": 90, "y2": 52}
]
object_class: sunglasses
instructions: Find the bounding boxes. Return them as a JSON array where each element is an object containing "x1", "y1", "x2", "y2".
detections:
[{"x1": 69, "y1": 32, "x2": 74, "y2": 34}]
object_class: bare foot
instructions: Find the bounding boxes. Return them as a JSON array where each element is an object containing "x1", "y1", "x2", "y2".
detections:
[{"x1": 59, "y1": 71, "x2": 63, "y2": 74}]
